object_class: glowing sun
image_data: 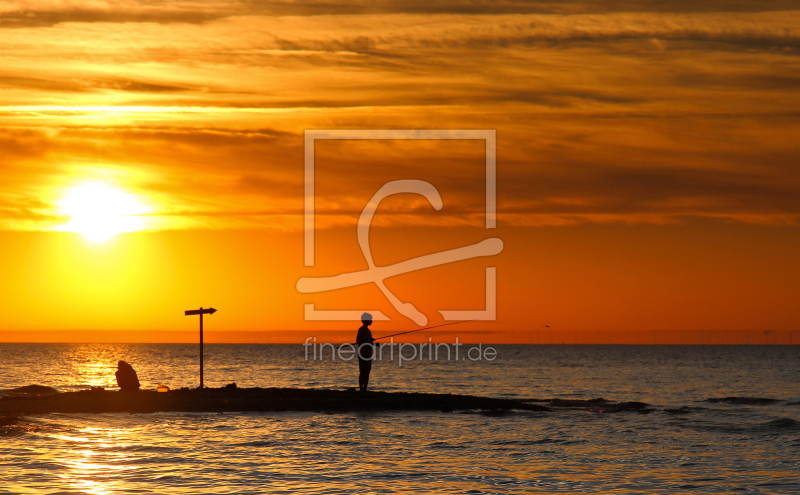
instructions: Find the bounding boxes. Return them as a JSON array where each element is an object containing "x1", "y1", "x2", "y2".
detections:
[{"x1": 58, "y1": 183, "x2": 150, "y2": 242}]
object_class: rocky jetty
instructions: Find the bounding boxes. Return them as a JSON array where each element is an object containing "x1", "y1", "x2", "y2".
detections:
[
  {"x1": 1, "y1": 385, "x2": 656, "y2": 415},
  {"x1": 0, "y1": 386, "x2": 548, "y2": 415}
]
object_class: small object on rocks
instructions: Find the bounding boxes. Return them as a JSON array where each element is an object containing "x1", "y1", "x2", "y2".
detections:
[
  {"x1": 157, "y1": 385, "x2": 170, "y2": 393},
  {"x1": 115, "y1": 361, "x2": 140, "y2": 391},
  {"x1": 223, "y1": 383, "x2": 237, "y2": 389}
]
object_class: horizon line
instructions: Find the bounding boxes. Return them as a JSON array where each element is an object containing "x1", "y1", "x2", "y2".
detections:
[{"x1": 1, "y1": 329, "x2": 798, "y2": 345}]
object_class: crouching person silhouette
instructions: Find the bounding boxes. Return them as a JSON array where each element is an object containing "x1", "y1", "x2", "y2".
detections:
[
  {"x1": 356, "y1": 312, "x2": 378, "y2": 392},
  {"x1": 116, "y1": 360, "x2": 140, "y2": 391}
]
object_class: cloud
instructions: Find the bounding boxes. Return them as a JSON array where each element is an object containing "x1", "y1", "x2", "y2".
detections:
[
  {"x1": 2, "y1": 0, "x2": 800, "y2": 29},
  {"x1": 2, "y1": 10, "x2": 798, "y2": 116},
  {"x1": 1, "y1": 5, "x2": 799, "y2": 231},
  {"x1": 1, "y1": 116, "x2": 798, "y2": 232},
  {"x1": 0, "y1": 76, "x2": 192, "y2": 93},
  {"x1": 499, "y1": 167, "x2": 800, "y2": 223}
]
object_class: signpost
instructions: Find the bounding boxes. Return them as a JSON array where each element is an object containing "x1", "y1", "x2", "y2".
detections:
[{"x1": 184, "y1": 307, "x2": 217, "y2": 389}]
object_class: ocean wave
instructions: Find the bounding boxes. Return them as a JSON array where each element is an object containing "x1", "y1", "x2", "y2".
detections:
[
  {"x1": 548, "y1": 398, "x2": 654, "y2": 413},
  {"x1": 0, "y1": 415, "x2": 46, "y2": 437},
  {"x1": 761, "y1": 418, "x2": 800, "y2": 430},
  {"x1": 705, "y1": 397, "x2": 779, "y2": 405},
  {"x1": 426, "y1": 441, "x2": 468, "y2": 449},
  {"x1": 234, "y1": 440, "x2": 280, "y2": 447},
  {"x1": 664, "y1": 406, "x2": 705, "y2": 414},
  {"x1": 0, "y1": 415, "x2": 24, "y2": 437}
]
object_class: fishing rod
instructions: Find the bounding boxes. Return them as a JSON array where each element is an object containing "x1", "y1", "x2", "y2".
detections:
[{"x1": 373, "y1": 320, "x2": 475, "y2": 341}]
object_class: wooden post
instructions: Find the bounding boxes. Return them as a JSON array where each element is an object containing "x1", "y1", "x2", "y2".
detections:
[
  {"x1": 184, "y1": 307, "x2": 217, "y2": 391},
  {"x1": 199, "y1": 309, "x2": 204, "y2": 390}
]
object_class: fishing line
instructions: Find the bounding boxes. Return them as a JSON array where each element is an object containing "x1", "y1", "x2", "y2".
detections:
[{"x1": 373, "y1": 320, "x2": 475, "y2": 341}]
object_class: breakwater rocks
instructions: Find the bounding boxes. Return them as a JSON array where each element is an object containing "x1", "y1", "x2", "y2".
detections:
[
  {"x1": 1, "y1": 386, "x2": 548, "y2": 415},
  {"x1": 1, "y1": 385, "x2": 662, "y2": 415}
]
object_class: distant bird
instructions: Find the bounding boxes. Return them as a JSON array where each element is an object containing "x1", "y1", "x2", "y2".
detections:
[{"x1": 544, "y1": 325, "x2": 551, "y2": 328}]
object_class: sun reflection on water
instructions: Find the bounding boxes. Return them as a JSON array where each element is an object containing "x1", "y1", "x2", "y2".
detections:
[
  {"x1": 49, "y1": 426, "x2": 143, "y2": 495},
  {"x1": 62, "y1": 345, "x2": 126, "y2": 390}
]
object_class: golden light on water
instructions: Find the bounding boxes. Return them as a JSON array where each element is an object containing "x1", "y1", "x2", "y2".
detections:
[
  {"x1": 55, "y1": 432, "x2": 140, "y2": 495},
  {"x1": 57, "y1": 183, "x2": 150, "y2": 242}
]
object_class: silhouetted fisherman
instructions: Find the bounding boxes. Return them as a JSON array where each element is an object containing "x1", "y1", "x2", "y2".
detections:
[
  {"x1": 356, "y1": 312, "x2": 377, "y2": 392},
  {"x1": 115, "y1": 360, "x2": 140, "y2": 391}
]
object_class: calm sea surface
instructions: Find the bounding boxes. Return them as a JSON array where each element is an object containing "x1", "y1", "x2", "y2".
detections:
[{"x1": 1, "y1": 344, "x2": 799, "y2": 494}]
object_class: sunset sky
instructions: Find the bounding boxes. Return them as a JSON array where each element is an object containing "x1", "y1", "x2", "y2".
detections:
[{"x1": 1, "y1": 0, "x2": 799, "y2": 343}]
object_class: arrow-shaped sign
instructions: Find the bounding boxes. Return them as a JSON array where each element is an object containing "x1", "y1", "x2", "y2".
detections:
[{"x1": 185, "y1": 307, "x2": 217, "y2": 316}]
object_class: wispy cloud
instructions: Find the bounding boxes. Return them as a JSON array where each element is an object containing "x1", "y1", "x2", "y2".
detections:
[
  {"x1": 1, "y1": 3, "x2": 798, "y2": 231},
  {"x1": 3, "y1": 0, "x2": 800, "y2": 29}
]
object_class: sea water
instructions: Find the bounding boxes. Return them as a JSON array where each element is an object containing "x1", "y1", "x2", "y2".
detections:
[{"x1": 1, "y1": 344, "x2": 799, "y2": 493}]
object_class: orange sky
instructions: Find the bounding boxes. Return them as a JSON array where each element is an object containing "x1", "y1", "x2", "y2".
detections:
[{"x1": 1, "y1": 0, "x2": 799, "y2": 343}]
